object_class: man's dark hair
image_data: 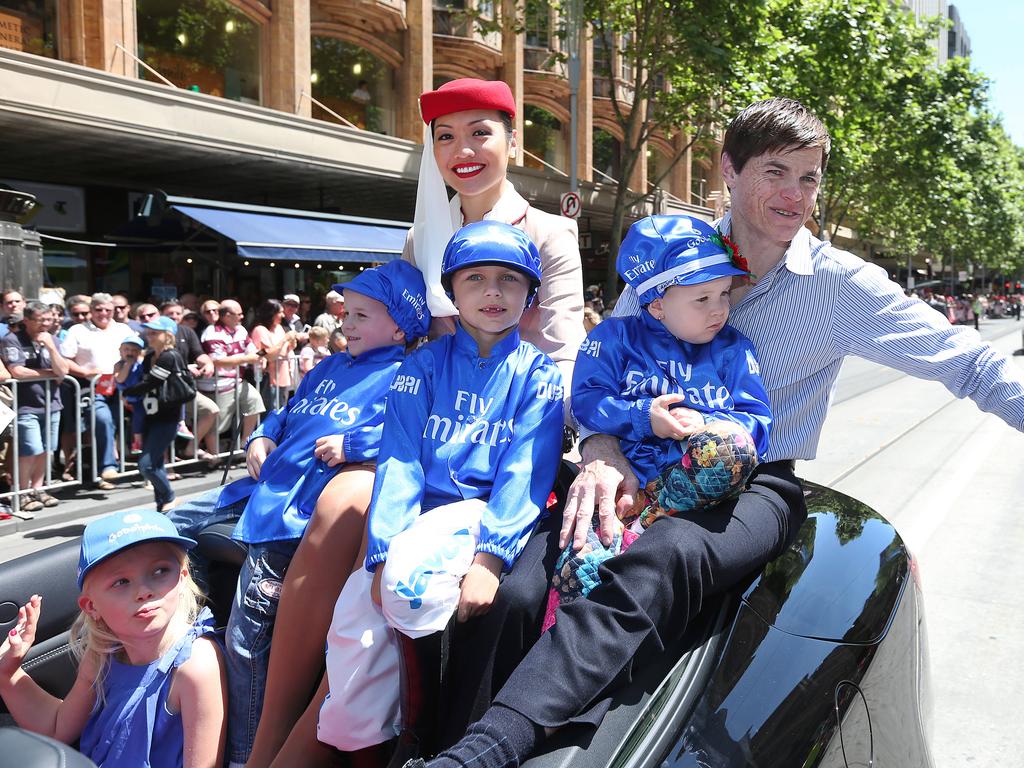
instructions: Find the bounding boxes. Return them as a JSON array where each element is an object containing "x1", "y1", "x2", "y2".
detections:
[
  {"x1": 723, "y1": 98, "x2": 831, "y2": 174},
  {"x1": 160, "y1": 299, "x2": 183, "y2": 311}
]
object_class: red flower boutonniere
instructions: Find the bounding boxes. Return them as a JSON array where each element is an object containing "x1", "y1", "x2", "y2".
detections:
[{"x1": 712, "y1": 231, "x2": 756, "y2": 280}]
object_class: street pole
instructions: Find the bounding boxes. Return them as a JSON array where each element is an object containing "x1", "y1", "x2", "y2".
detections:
[{"x1": 567, "y1": 0, "x2": 581, "y2": 195}]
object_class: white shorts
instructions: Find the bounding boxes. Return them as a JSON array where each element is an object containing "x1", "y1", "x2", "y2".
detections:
[{"x1": 317, "y1": 499, "x2": 485, "y2": 751}]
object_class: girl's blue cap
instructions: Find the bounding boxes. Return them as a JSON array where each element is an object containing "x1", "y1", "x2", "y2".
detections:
[
  {"x1": 333, "y1": 260, "x2": 431, "y2": 340},
  {"x1": 77, "y1": 509, "x2": 196, "y2": 589},
  {"x1": 121, "y1": 334, "x2": 145, "y2": 348},
  {"x1": 141, "y1": 316, "x2": 177, "y2": 334},
  {"x1": 618, "y1": 215, "x2": 749, "y2": 305},
  {"x1": 440, "y1": 221, "x2": 542, "y2": 304}
]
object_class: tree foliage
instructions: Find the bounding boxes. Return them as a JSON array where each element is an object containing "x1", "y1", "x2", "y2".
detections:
[{"x1": 575, "y1": 0, "x2": 1024, "y2": 290}]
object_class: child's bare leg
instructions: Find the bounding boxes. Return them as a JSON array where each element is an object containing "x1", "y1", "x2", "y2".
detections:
[
  {"x1": 268, "y1": 674, "x2": 345, "y2": 768},
  {"x1": 246, "y1": 465, "x2": 374, "y2": 768}
]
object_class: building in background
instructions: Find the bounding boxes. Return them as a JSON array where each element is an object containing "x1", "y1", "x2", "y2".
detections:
[
  {"x1": 903, "y1": 0, "x2": 971, "y2": 66},
  {"x1": 0, "y1": 0, "x2": 719, "y2": 305}
]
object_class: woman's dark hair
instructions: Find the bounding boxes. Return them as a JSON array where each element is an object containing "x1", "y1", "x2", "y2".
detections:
[
  {"x1": 255, "y1": 299, "x2": 284, "y2": 329},
  {"x1": 723, "y1": 98, "x2": 831, "y2": 174},
  {"x1": 431, "y1": 111, "x2": 514, "y2": 141}
]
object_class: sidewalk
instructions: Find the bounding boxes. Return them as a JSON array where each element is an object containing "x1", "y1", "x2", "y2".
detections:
[{"x1": 0, "y1": 462, "x2": 249, "y2": 538}]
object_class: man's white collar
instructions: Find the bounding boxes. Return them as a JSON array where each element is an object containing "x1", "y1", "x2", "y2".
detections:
[{"x1": 717, "y1": 212, "x2": 814, "y2": 276}]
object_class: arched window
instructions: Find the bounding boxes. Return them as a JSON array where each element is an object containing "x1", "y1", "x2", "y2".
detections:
[
  {"x1": 136, "y1": 0, "x2": 261, "y2": 103},
  {"x1": 310, "y1": 36, "x2": 396, "y2": 135},
  {"x1": 522, "y1": 105, "x2": 566, "y2": 174},
  {"x1": 592, "y1": 129, "x2": 621, "y2": 183},
  {"x1": 0, "y1": 0, "x2": 59, "y2": 58}
]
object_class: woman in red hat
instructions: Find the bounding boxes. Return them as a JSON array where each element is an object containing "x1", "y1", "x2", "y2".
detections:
[{"x1": 407, "y1": 77, "x2": 584, "y2": 391}]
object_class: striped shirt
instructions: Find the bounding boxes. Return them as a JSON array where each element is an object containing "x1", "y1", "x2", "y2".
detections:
[{"x1": 596, "y1": 213, "x2": 1024, "y2": 462}]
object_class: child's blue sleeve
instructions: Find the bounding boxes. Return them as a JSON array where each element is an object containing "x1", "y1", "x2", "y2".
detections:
[
  {"x1": 477, "y1": 361, "x2": 564, "y2": 570},
  {"x1": 247, "y1": 377, "x2": 306, "y2": 447},
  {"x1": 705, "y1": 335, "x2": 772, "y2": 458},
  {"x1": 572, "y1": 322, "x2": 654, "y2": 440},
  {"x1": 365, "y1": 354, "x2": 431, "y2": 570},
  {"x1": 341, "y1": 372, "x2": 395, "y2": 463}
]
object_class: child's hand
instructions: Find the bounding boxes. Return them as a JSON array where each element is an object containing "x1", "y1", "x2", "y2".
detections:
[
  {"x1": 245, "y1": 437, "x2": 277, "y2": 480},
  {"x1": 313, "y1": 435, "x2": 346, "y2": 467},
  {"x1": 371, "y1": 564, "x2": 384, "y2": 608},
  {"x1": 457, "y1": 553, "x2": 503, "y2": 622},
  {"x1": 650, "y1": 394, "x2": 704, "y2": 440},
  {"x1": 0, "y1": 595, "x2": 41, "y2": 680}
]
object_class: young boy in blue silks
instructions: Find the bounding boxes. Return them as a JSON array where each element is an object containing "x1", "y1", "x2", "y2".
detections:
[
  {"x1": 171, "y1": 259, "x2": 431, "y2": 768},
  {"x1": 314, "y1": 221, "x2": 565, "y2": 756},
  {"x1": 544, "y1": 215, "x2": 772, "y2": 625}
]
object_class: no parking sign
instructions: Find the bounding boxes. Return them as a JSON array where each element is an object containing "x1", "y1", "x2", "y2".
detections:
[{"x1": 560, "y1": 191, "x2": 582, "y2": 219}]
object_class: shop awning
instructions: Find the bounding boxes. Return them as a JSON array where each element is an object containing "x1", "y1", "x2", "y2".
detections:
[{"x1": 165, "y1": 197, "x2": 410, "y2": 263}]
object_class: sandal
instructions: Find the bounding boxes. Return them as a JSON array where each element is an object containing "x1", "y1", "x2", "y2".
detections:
[
  {"x1": 35, "y1": 491, "x2": 59, "y2": 507},
  {"x1": 17, "y1": 495, "x2": 43, "y2": 513},
  {"x1": 96, "y1": 479, "x2": 116, "y2": 491}
]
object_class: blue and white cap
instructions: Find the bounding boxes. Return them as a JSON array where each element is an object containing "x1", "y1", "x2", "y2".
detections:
[
  {"x1": 121, "y1": 334, "x2": 145, "y2": 348},
  {"x1": 141, "y1": 316, "x2": 177, "y2": 334},
  {"x1": 77, "y1": 509, "x2": 196, "y2": 589},
  {"x1": 334, "y1": 259, "x2": 431, "y2": 340},
  {"x1": 440, "y1": 221, "x2": 542, "y2": 305},
  {"x1": 618, "y1": 215, "x2": 749, "y2": 305}
]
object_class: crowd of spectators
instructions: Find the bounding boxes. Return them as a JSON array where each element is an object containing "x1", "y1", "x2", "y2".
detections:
[{"x1": 0, "y1": 287, "x2": 345, "y2": 521}]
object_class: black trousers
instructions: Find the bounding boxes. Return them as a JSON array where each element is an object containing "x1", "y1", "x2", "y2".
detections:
[
  {"x1": 470, "y1": 460, "x2": 806, "y2": 730},
  {"x1": 440, "y1": 508, "x2": 565, "y2": 747}
]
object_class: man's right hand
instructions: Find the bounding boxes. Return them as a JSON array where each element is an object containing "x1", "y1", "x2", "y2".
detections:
[
  {"x1": 245, "y1": 437, "x2": 277, "y2": 480},
  {"x1": 561, "y1": 434, "x2": 640, "y2": 551}
]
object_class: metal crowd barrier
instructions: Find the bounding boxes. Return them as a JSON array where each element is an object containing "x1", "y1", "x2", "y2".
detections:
[
  {"x1": 0, "y1": 352, "x2": 318, "y2": 518},
  {"x1": 1, "y1": 376, "x2": 82, "y2": 517}
]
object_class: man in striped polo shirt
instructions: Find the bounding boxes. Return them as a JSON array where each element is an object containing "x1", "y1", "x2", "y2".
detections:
[
  {"x1": 200, "y1": 299, "x2": 266, "y2": 445},
  {"x1": 420, "y1": 98, "x2": 1024, "y2": 768}
]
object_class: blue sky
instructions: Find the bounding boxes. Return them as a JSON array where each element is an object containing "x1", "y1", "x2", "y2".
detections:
[{"x1": 953, "y1": 1, "x2": 1024, "y2": 146}]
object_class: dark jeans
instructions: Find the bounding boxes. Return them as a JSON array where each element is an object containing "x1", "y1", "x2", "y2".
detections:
[
  {"x1": 138, "y1": 419, "x2": 178, "y2": 509},
  {"x1": 472, "y1": 461, "x2": 806, "y2": 730}
]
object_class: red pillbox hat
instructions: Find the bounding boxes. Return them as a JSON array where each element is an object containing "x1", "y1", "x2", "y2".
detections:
[{"x1": 419, "y1": 78, "x2": 516, "y2": 124}]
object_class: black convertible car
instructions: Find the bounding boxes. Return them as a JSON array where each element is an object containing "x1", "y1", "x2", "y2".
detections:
[{"x1": 0, "y1": 480, "x2": 933, "y2": 767}]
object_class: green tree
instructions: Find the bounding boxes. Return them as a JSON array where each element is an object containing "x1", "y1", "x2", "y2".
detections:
[{"x1": 738, "y1": 0, "x2": 939, "y2": 242}]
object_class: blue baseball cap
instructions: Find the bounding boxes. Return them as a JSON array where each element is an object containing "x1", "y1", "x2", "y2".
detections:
[
  {"x1": 141, "y1": 315, "x2": 177, "y2": 334},
  {"x1": 441, "y1": 221, "x2": 542, "y2": 305},
  {"x1": 333, "y1": 259, "x2": 431, "y2": 339},
  {"x1": 121, "y1": 334, "x2": 145, "y2": 348},
  {"x1": 77, "y1": 509, "x2": 197, "y2": 589},
  {"x1": 618, "y1": 215, "x2": 749, "y2": 305}
]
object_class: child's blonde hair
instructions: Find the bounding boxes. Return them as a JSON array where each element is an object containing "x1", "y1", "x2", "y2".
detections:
[
  {"x1": 308, "y1": 325, "x2": 329, "y2": 343},
  {"x1": 70, "y1": 546, "x2": 204, "y2": 699}
]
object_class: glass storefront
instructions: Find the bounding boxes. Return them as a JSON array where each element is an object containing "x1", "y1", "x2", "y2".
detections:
[
  {"x1": 136, "y1": 0, "x2": 261, "y2": 104},
  {"x1": 310, "y1": 36, "x2": 396, "y2": 135},
  {"x1": 0, "y1": 0, "x2": 58, "y2": 58},
  {"x1": 523, "y1": 105, "x2": 566, "y2": 174}
]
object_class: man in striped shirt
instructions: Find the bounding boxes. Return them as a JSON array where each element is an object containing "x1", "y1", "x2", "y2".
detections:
[{"x1": 420, "y1": 98, "x2": 1024, "y2": 768}]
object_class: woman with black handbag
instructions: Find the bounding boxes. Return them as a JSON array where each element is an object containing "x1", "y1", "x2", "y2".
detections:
[{"x1": 122, "y1": 316, "x2": 195, "y2": 512}]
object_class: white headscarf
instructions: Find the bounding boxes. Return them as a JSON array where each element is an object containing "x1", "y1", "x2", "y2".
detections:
[{"x1": 412, "y1": 127, "x2": 460, "y2": 317}]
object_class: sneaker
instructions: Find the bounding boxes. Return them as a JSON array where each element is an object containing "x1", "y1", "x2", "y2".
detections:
[
  {"x1": 35, "y1": 491, "x2": 59, "y2": 508},
  {"x1": 100, "y1": 467, "x2": 119, "y2": 481},
  {"x1": 0, "y1": 503, "x2": 12, "y2": 521},
  {"x1": 176, "y1": 421, "x2": 194, "y2": 440}
]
